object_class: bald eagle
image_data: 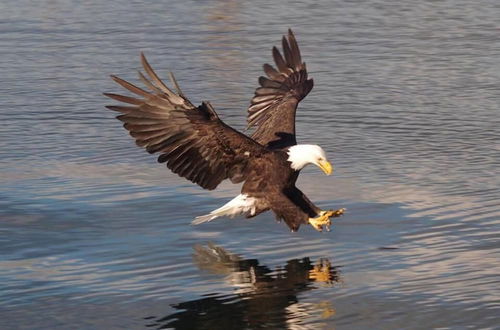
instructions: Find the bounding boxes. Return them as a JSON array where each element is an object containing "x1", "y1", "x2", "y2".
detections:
[{"x1": 104, "y1": 29, "x2": 344, "y2": 232}]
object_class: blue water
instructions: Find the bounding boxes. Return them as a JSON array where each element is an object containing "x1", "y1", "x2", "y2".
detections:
[{"x1": 1, "y1": 0, "x2": 499, "y2": 328}]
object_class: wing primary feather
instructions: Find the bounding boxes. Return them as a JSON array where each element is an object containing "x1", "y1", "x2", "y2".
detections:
[
  {"x1": 115, "y1": 108, "x2": 167, "y2": 119},
  {"x1": 138, "y1": 70, "x2": 163, "y2": 94},
  {"x1": 258, "y1": 76, "x2": 282, "y2": 88},
  {"x1": 117, "y1": 116, "x2": 163, "y2": 126},
  {"x1": 106, "y1": 105, "x2": 137, "y2": 114},
  {"x1": 272, "y1": 46, "x2": 287, "y2": 73},
  {"x1": 129, "y1": 129, "x2": 168, "y2": 140},
  {"x1": 246, "y1": 29, "x2": 313, "y2": 148},
  {"x1": 282, "y1": 36, "x2": 293, "y2": 67},
  {"x1": 110, "y1": 75, "x2": 150, "y2": 98},
  {"x1": 168, "y1": 72, "x2": 185, "y2": 98},
  {"x1": 124, "y1": 123, "x2": 170, "y2": 132},
  {"x1": 108, "y1": 46, "x2": 265, "y2": 191},
  {"x1": 103, "y1": 93, "x2": 142, "y2": 105},
  {"x1": 140, "y1": 52, "x2": 176, "y2": 96},
  {"x1": 263, "y1": 64, "x2": 284, "y2": 81},
  {"x1": 255, "y1": 87, "x2": 284, "y2": 96},
  {"x1": 287, "y1": 29, "x2": 302, "y2": 69}
]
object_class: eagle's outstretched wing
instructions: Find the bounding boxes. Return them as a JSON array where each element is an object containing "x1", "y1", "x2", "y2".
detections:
[
  {"x1": 247, "y1": 29, "x2": 313, "y2": 149},
  {"x1": 105, "y1": 54, "x2": 265, "y2": 190}
]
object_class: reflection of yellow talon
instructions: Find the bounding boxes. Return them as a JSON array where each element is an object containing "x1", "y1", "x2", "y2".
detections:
[
  {"x1": 314, "y1": 301, "x2": 336, "y2": 319},
  {"x1": 309, "y1": 259, "x2": 333, "y2": 283}
]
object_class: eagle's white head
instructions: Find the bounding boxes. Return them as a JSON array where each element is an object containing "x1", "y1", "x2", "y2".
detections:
[{"x1": 287, "y1": 144, "x2": 333, "y2": 175}]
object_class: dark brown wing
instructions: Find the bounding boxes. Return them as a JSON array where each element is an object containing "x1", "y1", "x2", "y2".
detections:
[
  {"x1": 247, "y1": 29, "x2": 314, "y2": 149},
  {"x1": 105, "y1": 53, "x2": 265, "y2": 190}
]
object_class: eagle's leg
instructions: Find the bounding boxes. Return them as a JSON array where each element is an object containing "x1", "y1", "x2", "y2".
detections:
[{"x1": 308, "y1": 208, "x2": 345, "y2": 232}]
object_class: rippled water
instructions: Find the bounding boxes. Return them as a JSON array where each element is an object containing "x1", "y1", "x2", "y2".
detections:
[{"x1": 1, "y1": 0, "x2": 499, "y2": 329}]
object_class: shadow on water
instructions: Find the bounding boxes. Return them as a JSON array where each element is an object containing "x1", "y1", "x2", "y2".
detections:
[{"x1": 145, "y1": 243, "x2": 341, "y2": 329}]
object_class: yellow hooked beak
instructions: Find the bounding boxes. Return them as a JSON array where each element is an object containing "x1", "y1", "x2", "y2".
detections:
[{"x1": 317, "y1": 159, "x2": 333, "y2": 175}]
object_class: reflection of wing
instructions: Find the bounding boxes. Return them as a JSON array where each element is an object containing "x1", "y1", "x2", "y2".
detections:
[
  {"x1": 247, "y1": 29, "x2": 314, "y2": 149},
  {"x1": 192, "y1": 244, "x2": 340, "y2": 288},
  {"x1": 147, "y1": 244, "x2": 340, "y2": 329},
  {"x1": 105, "y1": 54, "x2": 265, "y2": 190},
  {"x1": 193, "y1": 243, "x2": 242, "y2": 275}
]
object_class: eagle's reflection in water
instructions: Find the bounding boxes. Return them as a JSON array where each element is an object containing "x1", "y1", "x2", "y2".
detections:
[{"x1": 145, "y1": 243, "x2": 341, "y2": 329}]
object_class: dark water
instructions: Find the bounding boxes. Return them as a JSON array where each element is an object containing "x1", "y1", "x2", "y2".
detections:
[{"x1": 1, "y1": 0, "x2": 499, "y2": 329}]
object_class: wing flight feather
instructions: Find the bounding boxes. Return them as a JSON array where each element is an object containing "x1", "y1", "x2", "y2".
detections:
[
  {"x1": 105, "y1": 54, "x2": 264, "y2": 190},
  {"x1": 247, "y1": 29, "x2": 313, "y2": 149}
]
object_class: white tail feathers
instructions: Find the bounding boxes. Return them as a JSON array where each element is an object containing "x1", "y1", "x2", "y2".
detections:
[{"x1": 192, "y1": 194, "x2": 257, "y2": 225}]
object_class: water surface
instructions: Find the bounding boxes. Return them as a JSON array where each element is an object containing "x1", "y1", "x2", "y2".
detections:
[{"x1": 1, "y1": 0, "x2": 499, "y2": 329}]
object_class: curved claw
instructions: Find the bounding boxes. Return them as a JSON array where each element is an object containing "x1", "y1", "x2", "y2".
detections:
[
  {"x1": 308, "y1": 213, "x2": 332, "y2": 232},
  {"x1": 321, "y1": 208, "x2": 346, "y2": 218},
  {"x1": 309, "y1": 208, "x2": 346, "y2": 232}
]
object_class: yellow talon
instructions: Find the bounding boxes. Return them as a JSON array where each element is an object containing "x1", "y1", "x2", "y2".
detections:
[
  {"x1": 309, "y1": 208, "x2": 346, "y2": 232},
  {"x1": 321, "y1": 208, "x2": 346, "y2": 218},
  {"x1": 308, "y1": 213, "x2": 331, "y2": 232}
]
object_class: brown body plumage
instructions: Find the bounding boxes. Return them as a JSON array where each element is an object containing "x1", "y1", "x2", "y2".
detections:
[{"x1": 105, "y1": 30, "x2": 341, "y2": 231}]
